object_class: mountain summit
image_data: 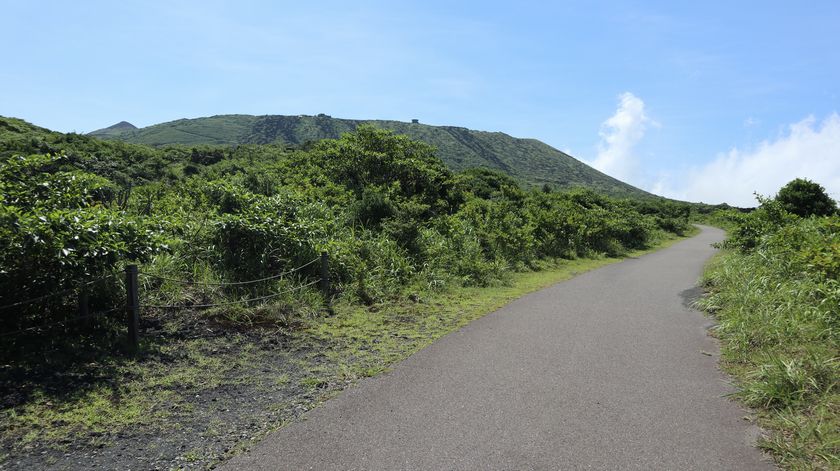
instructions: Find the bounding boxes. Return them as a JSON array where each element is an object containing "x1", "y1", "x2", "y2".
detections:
[
  {"x1": 90, "y1": 114, "x2": 652, "y2": 198},
  {"x1": 90, "y1": 120, "x2": 137, "y2": 137}
]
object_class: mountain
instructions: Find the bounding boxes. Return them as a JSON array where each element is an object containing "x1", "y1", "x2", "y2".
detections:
[
  {"x1": 90, "y1": 114, "x2": 653, "y2": 198},
  {"x1": 88, "y1": 120, "x2": 136, "y2": 138}
]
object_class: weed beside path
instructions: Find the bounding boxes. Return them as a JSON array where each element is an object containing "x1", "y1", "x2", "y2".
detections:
[{"x1": 699, "y1": 245, "x2": 839, "y2": 470}]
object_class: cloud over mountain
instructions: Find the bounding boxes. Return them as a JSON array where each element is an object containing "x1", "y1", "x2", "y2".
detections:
[
  {"x1": 588, "y1": 92, "x2": 655, "y2": 183},
  {"x1": 658, "y1": 113, "x2": 840, "y2": 206}
]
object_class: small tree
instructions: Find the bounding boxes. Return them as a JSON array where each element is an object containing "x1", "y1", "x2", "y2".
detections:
[{"x1": 775, "y1": 178, "x2": 837, "y2": 217}]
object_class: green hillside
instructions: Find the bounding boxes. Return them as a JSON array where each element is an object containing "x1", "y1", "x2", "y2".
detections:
[{"x1": 90, "y1": 114, "x2": 653, "y2": 198}]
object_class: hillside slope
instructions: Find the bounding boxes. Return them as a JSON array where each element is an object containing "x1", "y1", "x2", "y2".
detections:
[
  {"x1": 89, "y1": 120, "x2": 137, "y2": 138},
  {"x1": 90, "y1": 114, "x2": 653, "y2": 198}
]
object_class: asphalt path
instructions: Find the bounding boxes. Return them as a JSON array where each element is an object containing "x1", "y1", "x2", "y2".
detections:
[{"x1": 222, "y1": 226, "x2": 775, "y2": 470}]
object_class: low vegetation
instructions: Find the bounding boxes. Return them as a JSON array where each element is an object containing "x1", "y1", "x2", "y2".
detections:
[
  {"x1": 1, "y1": 116, "x2": 696, "y2": 349},
  {"x1": 698, "y1": 179, "x2": 839, "y2": 470}
]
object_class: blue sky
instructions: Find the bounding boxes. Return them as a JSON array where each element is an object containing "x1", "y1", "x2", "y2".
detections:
[{"x1": 3, "y1": 0, "x2": 839, "y2": 205}]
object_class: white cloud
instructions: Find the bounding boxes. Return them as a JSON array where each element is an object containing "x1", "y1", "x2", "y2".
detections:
[
  {"x1": 656, "y1": 113, "x2": 840, "y2": 206},
  {"x1": 588, "y1": 92, "x2": 656, "y2": 182}
]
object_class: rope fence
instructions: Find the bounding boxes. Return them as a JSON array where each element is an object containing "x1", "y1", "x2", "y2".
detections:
[
  {"x1": 142, "y1": 279, "x2": 322, "y2": 310},
  {"x1": 138, "y1": 257, "x2": 320, "y2": 287},
  {"x1": 0, "y1": 273, "x2": 118, "y2": 312},
  {"x1": 0, "y1": 252, "x2": 332, "y2": 353},
  {"x1": 0, "y1": 307, "x2": 122, "y2": 339}
]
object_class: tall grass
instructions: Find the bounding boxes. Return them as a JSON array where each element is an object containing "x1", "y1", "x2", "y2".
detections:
[{"x1": 698, "y1": 217, "x2": 839, "y2": 470}]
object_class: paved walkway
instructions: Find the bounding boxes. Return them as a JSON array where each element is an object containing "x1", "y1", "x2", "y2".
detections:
[{"x1": 222, "y1": 226, "x2": 774, "y2": 470}]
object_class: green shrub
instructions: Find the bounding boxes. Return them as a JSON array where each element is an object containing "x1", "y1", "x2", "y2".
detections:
[
  {"x1": 455, "y1": 197, "x2": 536, "y2": 267},
  {"x1": 722, "y1": 196, "x2": 798, "y2": 252},
  {"x1": 776, "y1": 178, "x2": 837, "y2": 218},
  {"x1": 0, "y1": 154, "x2": 164, "y2": 331},
  {"x1": 213, "y1": 186, "x2": 333, "y2": 279},
  {"x1": 417, "y1": 217, "x2": 503, "y2": 287}
]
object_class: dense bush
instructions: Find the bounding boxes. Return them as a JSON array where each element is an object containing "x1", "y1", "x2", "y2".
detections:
[
  {"x1": 0, "y1": 154, "x2": 164, "y2": 333},
  {"x1": 0, "y1": 119, "x2": 692, "y2": 336},
  {"x1": 775, "y1": 177, "x2": 837, "y2": 217},
  {"x1": 719, "y1": 196, "x2": 797, "y2": 252}
]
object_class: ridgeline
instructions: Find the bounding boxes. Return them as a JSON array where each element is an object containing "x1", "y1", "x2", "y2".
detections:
[{"x1": 90, "y1": 114, "x2": 652, "y2": 198}]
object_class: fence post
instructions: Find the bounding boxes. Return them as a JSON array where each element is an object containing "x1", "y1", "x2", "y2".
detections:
[
  {"x1": 320, "y1": 252, "x2": 331, "y2": 310},
  {"x1": 125, "y1": 264, "x2": 140, "y2": 353}
]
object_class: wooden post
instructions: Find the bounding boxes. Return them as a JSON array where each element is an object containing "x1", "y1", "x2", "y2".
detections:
[
  {"x1": 320, "y1": 252, "x2": 331, "y2": 310},
  {"x1": 125, "y1": 264, "x2": 139, "y2": 353}
]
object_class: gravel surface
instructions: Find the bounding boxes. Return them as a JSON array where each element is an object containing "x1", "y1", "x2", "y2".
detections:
[{"x1": 1, "y1": 330, "x2": 340, "y2": 471}]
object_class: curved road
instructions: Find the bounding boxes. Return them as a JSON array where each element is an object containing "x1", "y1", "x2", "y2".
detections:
[{"x1": 223, "y1": 226, "x2": 774, "y2": 470}]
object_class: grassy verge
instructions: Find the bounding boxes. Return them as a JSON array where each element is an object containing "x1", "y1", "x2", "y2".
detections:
[
  {"x1": 0, "y1": 230, "x2": 692, "y2": 469},
  {"x1": 698, "y1": 249, "x2": 839, "y2": 470},
  {"x1": 306, "y1": 230, "x2": 695, "y2": 385}
]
